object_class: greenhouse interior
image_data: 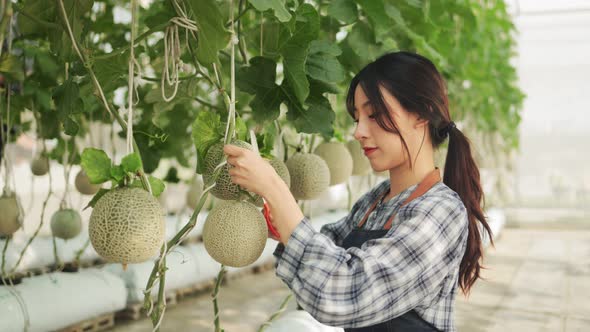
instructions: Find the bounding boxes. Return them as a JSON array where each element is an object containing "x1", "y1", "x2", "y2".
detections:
[{"x1": 0, "y1": 0, "x2": 588, "y2": 331}]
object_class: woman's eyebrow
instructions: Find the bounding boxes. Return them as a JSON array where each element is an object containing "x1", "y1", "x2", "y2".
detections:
[{"x1": 353, "y1": 100, "x2": 372, "y2": 111}]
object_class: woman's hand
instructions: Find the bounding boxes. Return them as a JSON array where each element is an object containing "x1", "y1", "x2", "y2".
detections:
[
  {"x1": 223, "y1": 144, "x2": 278, "y2": 198},
  {"x1": 223, "y1": 144, "x2": 305, "y2": 244}
]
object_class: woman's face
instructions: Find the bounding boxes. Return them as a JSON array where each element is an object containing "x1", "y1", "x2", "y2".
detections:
[{"x1": 352, "y1": 85, "x2": 426, "y2": 173}]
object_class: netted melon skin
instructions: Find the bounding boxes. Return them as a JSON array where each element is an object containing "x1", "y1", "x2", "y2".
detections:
[
  {"x1": 314, "y1": 142, "x2": 353, "y2": 186},
  {"x1": 51, "y1": 209, "x2": 82, "y2": 240},
  {"x1": 89, "y1": 187, "x2": 165, "y2": 264},
  {"x1": 30, "y1": 157, "x2": 49, "y2": 176},
  {"x1": 347, "y1": 140, "x2": 371, "y2": 176},
  {"x1": 203, "y1": 201, "x2": 267, "y2": 267},
  {"x1": 286, "y1": 153, "x2": 330, "y2": 200},
  {"x1": 186, "y1": 177, "x2": 212, "y2": 210},
  {"x1": 75, "y1": 170, "x2": 101, "y2": 195},
  {"x1": 203, "y1": 140, "x2": 255, "y2": 200},
  {"x1": 269, "y1": 158, "x2": 291, "y2": 188},
  {"x1": 0, "y1": 195, "x2": 21, "y2": 236}
]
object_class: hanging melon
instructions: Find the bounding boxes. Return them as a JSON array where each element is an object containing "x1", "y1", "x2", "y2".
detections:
[
  {"x1": 346, "y1": 140, "x2": 371, "y2": 176},
  {"x1": 50, "y1": 209, "x2": 82, "y2": 240},
  {"x1": 88, "y1": 187, "x2": 165, "y2": 264},
  {"x1": 0, "y1": 194, "x2": 21, "y2": 236},
  {"x1": 75, "y1": 170, "x2": 101, "y2": 195},
  {"x1": 30, "y1": 156, "x2": 50, "y2": 176},
  {"x1": 313, "y1": 142, "x2": 353, "y2": 186},
  {"x1": 185, "y1": 176, "x2": 212, "y2": 210},
  {"x1": 202, "y1": 200, "x2": 267, "y2": 267},
  {"x1": 286, "y1": 153, "x2": 330, "y2": 200},
  {"x1": 203, "y1": 140, "x2": 257, "y2": 200}
]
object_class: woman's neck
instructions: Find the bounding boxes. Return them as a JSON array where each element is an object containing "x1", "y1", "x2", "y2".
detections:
[{"x1": 385, "y1": 156, "x2": 435, "y2": 202}]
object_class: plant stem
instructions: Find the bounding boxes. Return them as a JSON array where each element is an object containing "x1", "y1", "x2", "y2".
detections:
[
  {"x1": 212, "y1": 265, "x2": 226, "y2": 332},
  {"x1": 257, "y1": 293, "x2": 293, "y2": 332}
]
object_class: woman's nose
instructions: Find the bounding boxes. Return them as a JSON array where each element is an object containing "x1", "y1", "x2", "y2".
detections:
[{"x1": 354, "y1": 119, "x2": 369, "y2": 141}]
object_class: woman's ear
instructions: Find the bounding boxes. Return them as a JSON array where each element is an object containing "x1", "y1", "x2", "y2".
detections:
[{"x1": 414, "y1": 116, "x2": 429, "y2": 129}]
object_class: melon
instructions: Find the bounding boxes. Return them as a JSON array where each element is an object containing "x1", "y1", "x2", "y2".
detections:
[
  {"x1": 185, "y1": 176, "x2": 212, "y2": 210},
  {"x1": 202, "y1": 200, "x2": 267, "y2": 267},
  {"x1": 346, "y1": 140, "x2": 371, "y2": 176},
  {"x1": 30, "y1": 156, "x2": 49, "y2": 176},
  {"x1": 0, "y1": 194, "x2": 21, "y2": 236},
  {"x1": 203, "y1": 140, "x2": 257, "y2": 200},
  {"x1": 286, "y1": 153, "x2": 330, "y2": 200},
  {"x1": 50, "y1": 209, "x2": 82, "y2": 240},
  {"x1": 268, "y1": 157, "x2": 291, "y2": 189},
  {"x1": 313, "y1": 142, "x2": 353, "y2": 185},
  {"x1": 89, "y1": 187, "x2": 165, "y2": 264},
  {"x1": 75, "y1": 170, "x2": 101, "y2": 195}
]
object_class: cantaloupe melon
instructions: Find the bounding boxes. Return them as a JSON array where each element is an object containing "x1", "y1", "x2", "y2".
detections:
[
  {"x1": 286, "y1": 153, "x2": 330, "y2": 200},
  {"x1": 89, "y1": 187, "x2": 165, "y2": 264},
  {"x1": 75, "y1": 170, "x2": 101, "y2": 195},
  {"x1": 185, "y1": 176, "x2": 212, "y2": 210},
  {"x1": 50, "y1": 209, "x2": 82, "y2": 240},
  {"x1": 202, "y1": 200, "x2": 267, "y2": 267},
  {"x1": 0, "y1": 194, "x2": 21, "y2": 236},
  {"x1": 346, "y1": 140, "x2": 371, "y2": 176},
  {"x1": 268, "y1": 157, "x2": 291, "y2": 189},
  {"x1": 313, "y1": 142, "x2": 353, "y2": 185},
  {"x1": 203, "y1": 140, "x2": 257, "y2": 200},
  {"x1": 30, "y1": 156, "x2": 49, "y2": 176}
]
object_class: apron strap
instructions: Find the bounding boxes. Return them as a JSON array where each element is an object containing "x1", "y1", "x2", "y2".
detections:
[{"x1": 356, "y1": 169, "x2": 441, "y2": 230}]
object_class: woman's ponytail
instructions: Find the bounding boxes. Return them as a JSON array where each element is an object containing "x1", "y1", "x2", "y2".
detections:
[{"x1": 443, "y1": 125, "x2": 492, "y2": 295}]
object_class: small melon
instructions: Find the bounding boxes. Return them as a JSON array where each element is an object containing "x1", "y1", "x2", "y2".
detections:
[
  {"x1": 313, "y1": 142, "x2": 353, "y2": 186},
  {"x1": 0, "y1": 195, "x2": 21, "y2": 236},
  {"x1": 286, "y1": 153, "x2": 330, "y2": 200},
  {"x1": 50, "y1": 209, "x2": 82, "y2": 240},
  {"x1": 268, "y1": 157, "x2": 291, "y2": 189},
  {"x1": 203, "y1": 140, "x2": 258, "y2": 200},
  {"x1": 30, "y1": 156, "x2": 49, "y2": 176},
  {"x1": 202, "y1": 200, "x2": 267, "y2": 267},
  {"x1": 75, "y1": 170, "x2": 101, "y2": 195},
  {"x1": 89, "y1": 187, "x2": 165, "y2": 264},
  {"x1": 347, "y1": 140, "x2": 371, "y2": 176},
  {"x1": 185, "y1": 176, "x2": 212, "y2": 210}
]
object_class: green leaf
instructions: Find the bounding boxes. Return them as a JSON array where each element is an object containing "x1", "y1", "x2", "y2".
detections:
[
  {"x1": 192, "y1": 111, "x2": 223, "y2": 174},
  {"x1": 354, "y1": 0, "x2": 393, "y2": 39},
  {"x1": 121, "y1": 153, "x2": 142, "y2": 173},
  {"x1": 327, "y1": 0, "x2": 358, "y2": 24},
  {"x1": 81, "y1": 148, "x2": 112, "y2": 184},
  {"x1": 280, "y1": 4, "x2": 320, "y2": 104},
  {"x1": 237, "y1": 57, "x2": 283, "y2": 123},
  {"x1": 53, "y1": 78, "x2": 83, "y2": 136},
  {"x1": 110, "y1": 165, "x2": 125, "y2": 183},
  {"x1": 186, "y1": 0, "x2": 231, "y2": 65},
  {"x1": 0, "y1": 54, "x2": 24, "y2": 81},
  {"x1": 306, "y1": 41, "x2": 346, "y2": 83},
  {"x1": 281, "y1": 81, "x2": 335, "y2": 137},
  {"x1": 130, "y1": 176, "x2": 165, "y2": 198},
  {"x1": 248, "y1": 0, "x2": 292, "y2": 22},
  {"x1": 84, "y1": 188, "x2": 109, "y2": 210}
]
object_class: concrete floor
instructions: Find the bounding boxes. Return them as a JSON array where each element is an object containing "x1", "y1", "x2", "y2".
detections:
[{"x1": 109, "y1": 224, "x2": 590, "y2": 332}]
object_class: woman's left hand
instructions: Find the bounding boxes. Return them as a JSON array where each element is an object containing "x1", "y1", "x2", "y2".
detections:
[{"x1": 223, "y1": 144, "x2": 278, "y2": 199}]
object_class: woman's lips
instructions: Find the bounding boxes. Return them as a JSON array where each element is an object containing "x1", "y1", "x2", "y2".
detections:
[{"x1": 363, "y1": 147, "x2": 377, "y2": 156}]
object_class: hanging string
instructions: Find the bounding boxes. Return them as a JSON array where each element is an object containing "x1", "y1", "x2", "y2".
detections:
[{"x1": 126, "y1": 0, "x2": 138, "y2": 155}]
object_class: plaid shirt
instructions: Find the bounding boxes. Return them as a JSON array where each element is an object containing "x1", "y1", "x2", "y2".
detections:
[{"x1": 273, "y1": 179, "x2": 469, "y2": 331}]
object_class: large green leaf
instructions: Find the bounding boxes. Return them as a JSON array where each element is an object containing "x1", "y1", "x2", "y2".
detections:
[
  {"x1": 280, "y1": 4, "x2": 320, "y2": 105},
  {"x1": 237, "y1": 57, "x2": 283, "y2": 123},
  {"x1": 52, "y1": 78, "x2": 83, "y2": 136},
  {"x1": 192, "y1": 111, "x2": 223, "y2": 174},
  {"x1": 186, "y1": 0, "x2": 230, "y2": 65},
  {"x1": 81, "y1": 148, "x2": 112, "y2": 184},
  {"x1": 248, "y1": 0, "x2": 292, "y2": 22},
  {"x1": 306, "y1": 41, "x2": 346, "y2": 83},
  {"x1": 0, "y1": 54, "x2": 24, "y2": 81},
  {"x1": 328, "y1": 0, "x2": 358, "y2": 24}
]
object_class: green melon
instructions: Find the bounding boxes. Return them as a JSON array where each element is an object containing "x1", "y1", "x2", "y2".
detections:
[
  {"x1": 75, "y1": 170, "x2": 101, "y2": 195},
  {"x1": 186, "y1": 176, "x2": 212, "y2": 210},
  {"x1": 0, "y1": 195, "x2": 21, "y2": 236},
  {"x1": 30, "y1": 156, "x2": 49, "y2": 176},
  {"x1": 203, "y1": 200, "x2": 267, "y2": 267},
  {"x1": 203, "y1": 140, "x2": 258, "y2": 200},
  {"x1": 313, "y1": 142, "x2": 353, "y2": 186},
  {"x1": 285, "y1": 153, "x2": 330, "y2": 200},
  {"x1": 50, "y1": 209, "x2": 82, "y2": 240},
  {"x1": 89, "y1": 187, "x2": 165, "y2": 264},
  {"x1": 268, "y1": 157, "x2": 291, "y2": 189},
  {"x1": 347, "y1": 140, "x2": 371, "y2": 176}
]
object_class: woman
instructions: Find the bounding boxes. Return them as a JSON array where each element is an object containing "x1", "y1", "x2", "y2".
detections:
[{"x1": 223, "y1": 51, "x2": 492, "y2": 332}]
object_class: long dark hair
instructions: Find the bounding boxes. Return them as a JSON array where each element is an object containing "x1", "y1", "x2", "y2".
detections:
[{"x1": 345, "y1": 51, "x2": 492, "y2": 295}]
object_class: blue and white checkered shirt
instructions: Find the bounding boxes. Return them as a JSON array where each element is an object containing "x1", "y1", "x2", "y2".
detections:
[{"x1": 273, "y1": 179, "x2": 469, "y2": 331}]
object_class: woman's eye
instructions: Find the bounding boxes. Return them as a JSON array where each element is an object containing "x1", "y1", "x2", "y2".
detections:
[{"x1": 368, "y1": 113, "x2": 376, "y2": 119}]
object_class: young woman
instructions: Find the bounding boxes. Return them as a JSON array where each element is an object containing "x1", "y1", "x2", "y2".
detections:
[{"x1": 223, "y1": 51, "x2": 492, "y2": 332}]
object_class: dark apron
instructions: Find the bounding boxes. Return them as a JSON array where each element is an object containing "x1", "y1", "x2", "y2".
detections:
[{"x1": 340, "y1": 169, "x2": 443, "y2": 332}]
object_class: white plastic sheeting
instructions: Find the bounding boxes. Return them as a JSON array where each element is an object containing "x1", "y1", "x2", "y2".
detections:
[
  {"x1": 265, "y1": 310, "x2": 344, "y2": 332},
  {"x1": 102, "y1": 245, "x2": 200, "y2": 304},
  {"x1": 0, "y1": 269, "x2": 126, "y2": 332}
]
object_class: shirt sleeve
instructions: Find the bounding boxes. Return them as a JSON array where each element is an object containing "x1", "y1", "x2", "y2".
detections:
[{"x1": 274, "y1": 196, "x2": 468, "y2": 328}]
